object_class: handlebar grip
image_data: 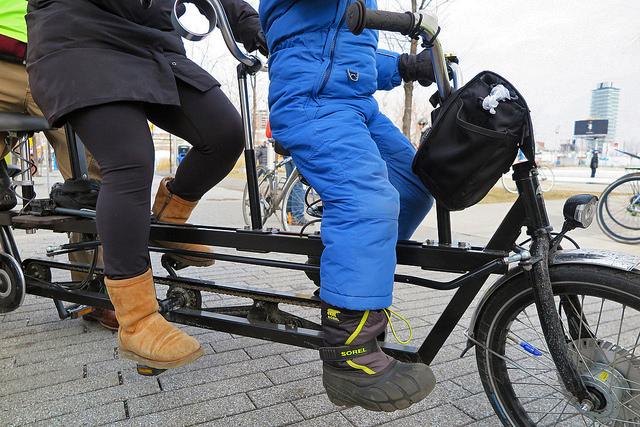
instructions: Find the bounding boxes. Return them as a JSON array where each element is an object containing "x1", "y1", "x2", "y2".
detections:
[{"x1": 346, "y1": 2, "x2": 416, "y2": 36}]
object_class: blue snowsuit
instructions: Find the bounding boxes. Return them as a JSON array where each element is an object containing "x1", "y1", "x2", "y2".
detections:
[{"x1": 259, "y1": 0, "x2": 434, "y2": 310}]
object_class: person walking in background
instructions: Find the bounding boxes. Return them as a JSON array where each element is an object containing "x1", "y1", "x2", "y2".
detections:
[
  {"x1": 417, "y1": 117, "x2": 430, "y2": 147},
  {"x1": 590, "y1": 150, "x2": 599, "y2": 178}
]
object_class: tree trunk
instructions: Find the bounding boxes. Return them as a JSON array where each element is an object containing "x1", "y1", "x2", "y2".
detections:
[{"x1": 401, "y1": 0, "x2": 418, "y2": 141}]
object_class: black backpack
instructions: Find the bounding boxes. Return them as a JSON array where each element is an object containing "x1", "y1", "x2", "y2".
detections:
[{"x1": 413, "y1": 71, "x2": 535, "y2": 211}]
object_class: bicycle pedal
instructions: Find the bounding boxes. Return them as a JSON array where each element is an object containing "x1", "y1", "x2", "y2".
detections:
[{"x1": 136, "y1": 365, "x2": 167, "y2": 376}]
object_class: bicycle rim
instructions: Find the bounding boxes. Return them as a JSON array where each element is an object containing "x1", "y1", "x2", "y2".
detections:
[
  {"x1": 597, "y1": 175, "x2": 640, "y2": 243},
  {"x1": 539, "y1": 167, "x2": 555, "y2": 193},
  {"x1": 477, "y1": 266, "x2": 640, "y2": 426},
  {"x1": 280, "y1": 173, "x2": 321, "y2": 234},
  {"x1": 502, "y1": 174, "x2": 519, "y2": 194}
]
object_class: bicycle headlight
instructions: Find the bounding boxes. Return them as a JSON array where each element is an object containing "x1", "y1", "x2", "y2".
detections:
[{"x1": 563, "y1": 194, "x2": 598, "y2": 229}]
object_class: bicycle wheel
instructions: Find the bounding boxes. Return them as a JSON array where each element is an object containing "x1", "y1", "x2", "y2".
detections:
[
  {"x1": 502, "y1": 174, "x2": 519, "y2": 194},
  {"x1": 538, "y1": 166, "x2": 555, "y2": 193},
  {"x1": 280, "y1": 171, "x2": 321, "y2": 234},
  {"x1": 475, "y1": 264, "x2": 640, "y2": 426},
  {"x1": 242, "y1": 167, "x2": 274, "y2": 227},
  {"x1": 597, "y1": 174, "x2": 640, "y2": 244}
]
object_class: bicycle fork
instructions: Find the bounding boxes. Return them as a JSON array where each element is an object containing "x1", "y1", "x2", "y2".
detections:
[{"x1": 514, "y1": 163, "x2": 595, "y2": 410}]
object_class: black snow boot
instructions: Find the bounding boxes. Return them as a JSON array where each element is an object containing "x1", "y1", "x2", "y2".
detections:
[
  {"x1": 0, "y1": 160, "x2": 17, "y2": 211},
  {"x1": 319, "y1": 303, "x2": 436, "y2": 412}
]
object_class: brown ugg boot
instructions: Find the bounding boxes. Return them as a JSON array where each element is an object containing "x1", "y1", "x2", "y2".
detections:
[
  {"x1": 105, "y1": 269, "x2": 204, "y2": 369},
  {"x1": 151, "y1": 177, "x2": 214, "y2": 267}
]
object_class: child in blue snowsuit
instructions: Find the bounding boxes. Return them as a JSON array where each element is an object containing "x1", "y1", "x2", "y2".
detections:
[{"x1": 260, "y1": 0, "x2": 438, "y2": 411}]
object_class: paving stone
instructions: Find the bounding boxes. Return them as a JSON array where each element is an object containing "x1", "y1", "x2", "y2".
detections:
[
  {"x1": 0, "y1": 356, "x2": 14, "y2": 369},
  {"x1": 281, "y1": 348, "x2": 317, "y2": 366},
  {"x1": 340, "y1": 380, "x2": 470, "y2": 426},
  {"x1": 292, "y1": 393, "x2": 337, "y2": 419},
  {"x1": 129, "y1": 372, "x2": 271, "y2": 417},
  {"x1": 0, "y1": 328, "x2": 111, "y2": 359},
  {"x1": 1, "y1": 372, "x2": 120, "y2": 411},
  {"x1": 0, "y1": 365, "x2": 85, "y2": 397},
  {"x1": 14, "y1": 338, "x2": 116, "y2": 366},
  {"x1": 0, "y1": 317, "x2": 82, "y2": 340},
  {"x1": 0, "y1": 322, "x2": 89, "y2": 350},
  {"x1": 465, "y1": 415, "x2": 502, "y2": 426},
  {"x1": 244, "y1": 342, "x2": 298, "y2": 359},
  {"x1": 31, "y1": 401, "x2": 126, "y2": 426},
  {"x1": 247, "y1": 377, "x2": 324, "y2": 408},
  {"x1": 452, "y1": 371, "x2": 486, "y2": 395},
  {"x1": 118, "y1": 393, "x2": 255, "y2": 426},
  {"x1": 3, "y1": 379, "x2": 160, "y2": 425},
  {"x1": 264, "y1": 360, "x2": 322, "y2": 385},
  {"x1": 159, "y1": 354, "x2": 287, "y2": 391},
  {"x1": 210, "y1": 336, "x2": 266, "y2": 353},
  {"x1": 201, "y1": 402, "x2": 304, "y2": 427},
  {"x1": 451, "y1": 392, "x2": 498, "y2": 421},
  {"x1": 290, "y1": 412, "x2": 353, "y2": 427},
  {"x1": 382, "y1": 403, "x2": 474, "y2": 427}
]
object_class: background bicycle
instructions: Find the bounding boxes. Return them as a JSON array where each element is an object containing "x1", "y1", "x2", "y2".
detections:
[
  {"x1": 241, "y1": 139, "x2": 321, "y2": 233},
  {"x1": 597, "y1": 150, "x2": 640, "y2": 244},
  {"x1": 502, "y1": 163, "x2": 555, "y2": 193}
]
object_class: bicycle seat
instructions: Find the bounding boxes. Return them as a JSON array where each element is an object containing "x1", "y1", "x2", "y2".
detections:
[{"x1": 0, "y1": 112, "x2": 50, "y2": 133}]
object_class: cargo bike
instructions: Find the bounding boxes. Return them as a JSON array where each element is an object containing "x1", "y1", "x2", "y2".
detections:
[{"x1": 1, "y1": 1, "x2": 639, "y2": 425}]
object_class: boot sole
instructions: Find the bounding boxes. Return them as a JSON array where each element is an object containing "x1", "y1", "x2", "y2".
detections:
[
  {"x1": 119, "y1": 346, "x2": 204, "y2": 369},
  {"x1": 323, "y1": 363, "x2": 436, "y2": 412}
]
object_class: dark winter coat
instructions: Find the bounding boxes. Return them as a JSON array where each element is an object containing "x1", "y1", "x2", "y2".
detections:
[
  {"x1": 26, "y1": 0, "x2": 260, "y2": 126},
  {"x1": 591, "y1": 154, "x2": 599, "y2": 169}
]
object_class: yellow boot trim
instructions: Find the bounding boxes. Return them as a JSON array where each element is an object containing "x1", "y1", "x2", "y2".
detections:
[
  {"x1": 345, "y1": 310, "x2": 369, "y2": 345},
  {"x1": 346, "y1": 360, "x2": 376, "y2": 375},
  {"x1": 344, "y1": 310, "x2": 375, "y2": 374}
]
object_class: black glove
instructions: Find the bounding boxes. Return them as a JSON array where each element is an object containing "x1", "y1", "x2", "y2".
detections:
[
  {"x1": 398, "y1": 49, "x2": 435, "y2": 87},
  {"x1": 244, "y1": 29, "x2": 268, "y2": 56}
]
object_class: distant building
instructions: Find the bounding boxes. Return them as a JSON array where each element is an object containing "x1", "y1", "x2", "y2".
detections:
[{"x1": 590, "y1": 82, "x2": 620, "y2": 145}]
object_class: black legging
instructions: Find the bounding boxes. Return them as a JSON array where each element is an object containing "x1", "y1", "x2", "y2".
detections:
[{"x1": 68, "y1": 80, "x2": 243, "y2": 278}]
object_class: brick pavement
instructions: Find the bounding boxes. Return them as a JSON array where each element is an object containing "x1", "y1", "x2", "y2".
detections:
[{"x1": 3, "y1": 175, "x2": 627, "y2": 426}]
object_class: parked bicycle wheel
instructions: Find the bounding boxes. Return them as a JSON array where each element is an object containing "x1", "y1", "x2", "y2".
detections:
[
  {"x1": 475, "y1": 264, "x2": 640, "y2": 426},
  {"x1": 280, "y1": 169, "x2": 321, "y2": 233},
  {"x1": 501, "y1": 173, "x2": 519, "y2": 194},
  {"x1": 538, "y1": 166, "x2": 555, "y2": 193},
  {"x1": 502, "y1": 166, "x2": 555, "y2": 194},
  {"x1": 597, "y1": 173, "x2": 640, "y2": 244},
  {"x1": 242, "y1": 166, "x2": 275, "y2": 227}
]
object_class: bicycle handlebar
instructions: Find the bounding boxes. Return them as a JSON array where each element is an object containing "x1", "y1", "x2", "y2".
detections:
[
  {"x1": 346, "y1": 3, "x2": 453, "y2": 100},
  {"x1": 171, "y1": 0, "x2": 261, "y2": 69},
  {"x1": 346, "y1": 2, "x2": 417, "y2": 36}
]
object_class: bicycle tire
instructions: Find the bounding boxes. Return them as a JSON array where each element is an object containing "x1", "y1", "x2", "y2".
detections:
[
  {"x1": 501, "y1": 174, "x2": 519, "y2": 194},
  {"x1": 280, "y1": 170, "x2": 321, "y2": 233},
  {"x1": 475, "y1": 265, "x2": 640, "y2": 426},
  {"x1": 596, "y1": 173, "x2": 640, "y2": 244},
  {"x1": 538, "y1": 166, "x2": 555, "y2": 193}
]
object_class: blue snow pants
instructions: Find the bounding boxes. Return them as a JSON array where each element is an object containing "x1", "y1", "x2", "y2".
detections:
[
  {"x1": 271, "y1": 98, "x2": 433, "y2": 310},
  {"x1": 260, "y1": 0, "x2": 434, "y2": 310}
]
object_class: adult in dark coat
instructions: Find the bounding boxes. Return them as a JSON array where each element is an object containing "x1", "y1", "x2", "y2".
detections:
[
  {"x1": 25, "y1": 0, "x2": 266, "y2": 370},
  {"x1": 590, "y1": 150, "x2": 599, "y2": 178}
]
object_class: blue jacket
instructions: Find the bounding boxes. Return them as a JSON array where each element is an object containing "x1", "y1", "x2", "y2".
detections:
[{"x1": 259, "y1": 0, "x2": 402, "y2": 125}]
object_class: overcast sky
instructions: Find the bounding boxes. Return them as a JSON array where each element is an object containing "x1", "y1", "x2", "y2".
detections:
[{"x1": 187, "y1": 0, "x2": 639, "y2": 146}]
